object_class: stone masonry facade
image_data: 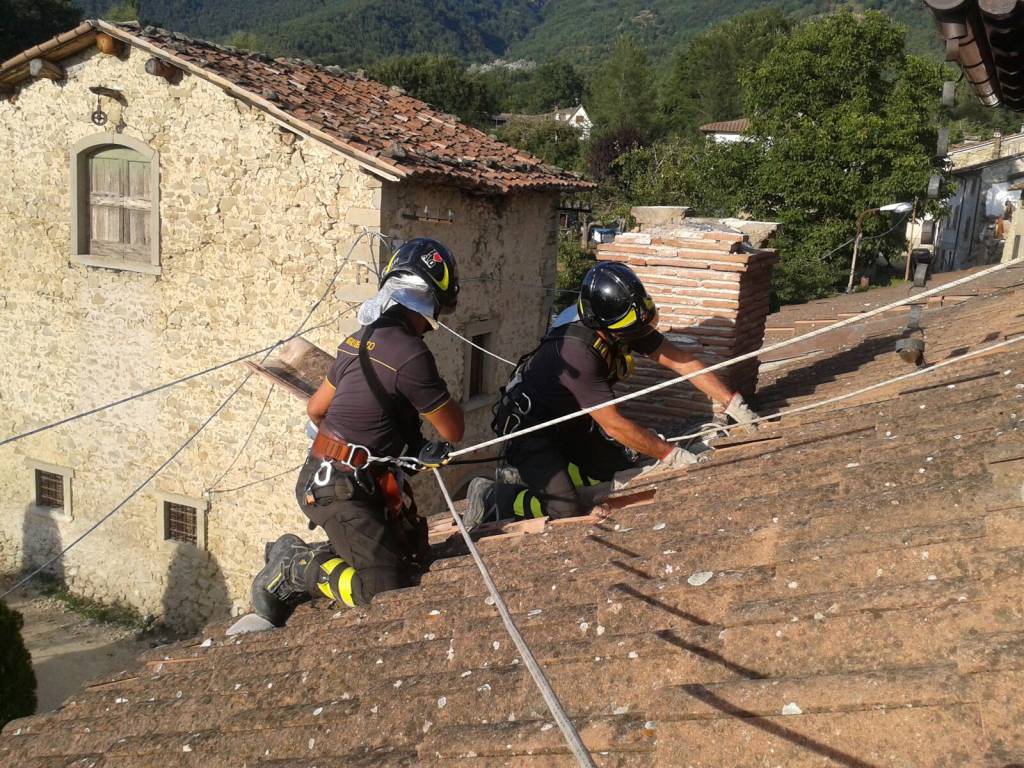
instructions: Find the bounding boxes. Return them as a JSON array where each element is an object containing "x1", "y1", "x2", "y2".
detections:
[
  {"x1": 0, "y1": 43, "x2": 558, "y2": 632},
  {"x1": 597, "y1": 209, "x2": 777, "y2": 426}
]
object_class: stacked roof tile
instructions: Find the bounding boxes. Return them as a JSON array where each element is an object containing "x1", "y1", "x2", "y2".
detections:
[
  {"x1": 0, "y1": 20, "x2": 592, "y2": 194},
  {"x1": 3, "y1": 262, "x2": 1023, "y2": 766}
]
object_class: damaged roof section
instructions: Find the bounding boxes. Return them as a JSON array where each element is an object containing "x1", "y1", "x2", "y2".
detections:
[
  {"x1": 0, "y1": 20, "x2": 593, "y2": 194},
  {"x1": 2, "y1": 263, "x2": 1023, "y2": 765}
]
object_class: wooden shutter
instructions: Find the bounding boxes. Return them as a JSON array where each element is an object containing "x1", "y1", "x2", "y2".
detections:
[{"x1": 88, "y1": 147, "x2": 151, "y2": 262}]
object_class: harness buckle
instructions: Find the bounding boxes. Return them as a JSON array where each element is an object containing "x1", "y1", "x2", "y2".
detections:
[{"x1": 340, "y1": 443, "x2": 371, "y2": 470}]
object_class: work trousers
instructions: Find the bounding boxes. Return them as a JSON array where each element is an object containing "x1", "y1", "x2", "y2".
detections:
[
  {"x1": 295, "y1": 455, "x2": 420, "y2": 606},
  {"x1": 494, "y1": 421, "x2": 638, "y2": 520}
]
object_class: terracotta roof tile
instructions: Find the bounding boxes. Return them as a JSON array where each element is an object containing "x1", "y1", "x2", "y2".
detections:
[
  {"x1": 3, "y1": 263, "x2": 1024, "y2": 764},
  {"x1": 0, "y1": 21, "x2": 592, "y2": 194}
]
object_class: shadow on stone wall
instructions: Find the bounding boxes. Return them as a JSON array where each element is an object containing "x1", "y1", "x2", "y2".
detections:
[
  {"x1": 161, "y1": 545, "x2": 232, "y2": 636},
  {"x1": 21, "y1": 505, "x2": 64, "y2": 585}
]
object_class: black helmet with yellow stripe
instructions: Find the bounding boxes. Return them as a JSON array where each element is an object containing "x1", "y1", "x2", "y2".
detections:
[
  {"x1": 381, "y1": 238, "x2": 459, "y2": 316},
  {"x1": 577, "y1": 262, "x2": 657, "y2": 341}
]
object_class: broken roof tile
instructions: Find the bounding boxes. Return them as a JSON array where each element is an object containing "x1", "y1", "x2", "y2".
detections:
[{"x1": 0, "y1": 20, "x2": 593, "y2": 195}]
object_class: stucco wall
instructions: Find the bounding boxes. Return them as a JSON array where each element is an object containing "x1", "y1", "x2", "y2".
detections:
[{"x1": 0, "y1": 44, "x2": 557, "y2": 632}]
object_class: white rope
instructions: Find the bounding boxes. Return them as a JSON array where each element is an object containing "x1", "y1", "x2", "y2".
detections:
[
  {"x1": 437, "y1": 320, "x2": 517, "y2": 366},
  {"x1": 449, "y1": 259, "x2": 1019, "y2": 459},
  {"x1": 669, "y1": 333, "x2": 1024, "y2": 443},
  {"x1": 431, "y1": 469, "x2": 597, "y2": 768}
]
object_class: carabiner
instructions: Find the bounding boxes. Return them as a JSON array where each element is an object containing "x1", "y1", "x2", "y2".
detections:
[{"x1": 313, "y1": 459, "x2": 333, "y2": 487}]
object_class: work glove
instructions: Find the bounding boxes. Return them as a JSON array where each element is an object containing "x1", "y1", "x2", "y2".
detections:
[
  {"x1": 724, "y1": 392, "x2": 759, "y2": 434},
  {"x1": 415, "y1": 441, "x2": 453, "y2": 470},
  {"x1": 305, "y1": 420, "x2": 318, "y2": 441},
  {"x1": 657, "y1": 446, "x2": 701, "y2": 470}
]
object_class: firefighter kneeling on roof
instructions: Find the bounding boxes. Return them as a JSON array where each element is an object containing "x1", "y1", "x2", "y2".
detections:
[
  {"x1": 251, "y1": 238, "x2": 465, "y2": 627},
  {"x1": 466, "y1": 262, "x2": 759, "y2": 525}
]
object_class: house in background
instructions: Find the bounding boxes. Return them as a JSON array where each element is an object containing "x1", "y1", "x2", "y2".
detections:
[
  {"x1": 0, "y1": 20, "x2": 590, "y2": 631},
  {"x1": 552, "y1": 104, "x2": 592, "y2": 137},
  {"x1": 934, "y1": 130, "x2": 1024, "y2": 271},
  {"x1": 699, "y1": 117, "x2": 750, "y2": 143},
  {"x1": 493, "y1": 104, "x2": 592, "y2": 138}
]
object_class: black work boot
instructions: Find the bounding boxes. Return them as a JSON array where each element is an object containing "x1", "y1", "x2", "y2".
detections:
[
  {"x1": 464, "y1": 477, "x2": 496, "y2": 529},
  {"x1": 251, "y1": 534, "x2": 314, "y2": 627}
]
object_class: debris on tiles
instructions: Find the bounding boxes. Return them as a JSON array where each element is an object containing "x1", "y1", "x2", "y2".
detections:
[{"x1": 687, "y1": 571, "x2": 714, "y2": 586}]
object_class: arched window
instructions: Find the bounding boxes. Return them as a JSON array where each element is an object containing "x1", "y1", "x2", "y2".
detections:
[{"x1": 71, "y1": 134, "x2": 160, "y2": 274}]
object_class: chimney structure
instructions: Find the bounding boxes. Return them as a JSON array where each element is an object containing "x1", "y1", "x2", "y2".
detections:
[{"x1": 596, "y1": 206, "x2": 778, "y2": 426}]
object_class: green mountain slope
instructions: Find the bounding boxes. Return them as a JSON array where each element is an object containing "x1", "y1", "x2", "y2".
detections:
[
  {"x1": 73, "y1": 0, "x2": 938, "y2": 67},
  {"x1": 508, "y1": 0, "x2": 938, "y2": 68}
]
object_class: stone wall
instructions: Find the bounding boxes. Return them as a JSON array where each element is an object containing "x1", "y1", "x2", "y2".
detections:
[
  {"x1": 379, "y1": 181, "x2": 559, "y2": 503},
  {"x1": 0, "y1": 43, "x2": 557, "y2": 632},
  {"x1": 596, "y1": 212, "x2": 777, "y2": 427}
]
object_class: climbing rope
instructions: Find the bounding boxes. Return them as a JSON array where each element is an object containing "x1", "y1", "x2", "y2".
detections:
[
  {"x1": 445, "y1": 259, "x2": 1019, "y2": 460},
  {"x1": 668, "y1": 333, "x2": 1024, "y2": 444},
  {"x1": 432, "y1": 469, "x2": 597, "y2": 768}
]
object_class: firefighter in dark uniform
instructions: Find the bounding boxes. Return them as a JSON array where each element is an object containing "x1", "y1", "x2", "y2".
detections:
[
  {"x1": 252, "y1": 238, "x2": 465, "y2": 626},
  {"x1": 468, "y1": 262, "x2": 758, "y2": 524}
]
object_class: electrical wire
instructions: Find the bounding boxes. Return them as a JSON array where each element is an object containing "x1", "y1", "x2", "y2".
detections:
[
  {"x1": 206, "y1": 463, "x2": 305, "y2": 495},
  {"x1": 204, "y1": 382, "x2": 275, "y2": 494},
  {"x1": 0, "y1": 317, "x2": 339, "y2": 450},
  {"x1": 437, "y1": 320, "x2": 517, "y2": 366},
  {"x1": 668, "y1": 333, "x2": 1024, "y2": 444},
  {"x1": 0, "y1": 372, "x2": 257, "y2": 601}
]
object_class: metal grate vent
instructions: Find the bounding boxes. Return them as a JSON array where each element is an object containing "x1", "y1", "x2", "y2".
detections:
[
  {"x1": 165, "y1": 501, "x2": 197, "y2": 545},
  {"x1": 35, "y1": 470, "x2": 64, "y2": 508}
]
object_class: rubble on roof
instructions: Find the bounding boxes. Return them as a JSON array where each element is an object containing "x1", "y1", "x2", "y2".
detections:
[{"x1": 3, "y1": 262, "x2": 1023, "y2": 765}]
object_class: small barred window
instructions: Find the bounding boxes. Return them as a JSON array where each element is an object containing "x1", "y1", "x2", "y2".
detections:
[
  {"x1": 164, "y1": 501, "x2": 197, "y2": 546},
  {"x1": 35, "y1": 470, "x2": 65, "y2": 508}
]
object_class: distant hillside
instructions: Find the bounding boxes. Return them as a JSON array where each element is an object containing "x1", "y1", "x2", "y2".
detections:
[
  {"x1": 74, "y1": 0, "x2": 939, "y2": 67},
  {"x1": 507, "y1": 0, "x2": 939, "y2": 68}
]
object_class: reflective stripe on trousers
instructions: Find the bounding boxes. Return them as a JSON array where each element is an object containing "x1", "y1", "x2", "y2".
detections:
[
  {"x1": 512, "y1": 489, "x2": 543, "y2": 518},
  {"x1": 316, "y1": 556, "x2": 357, "y2": 607}
]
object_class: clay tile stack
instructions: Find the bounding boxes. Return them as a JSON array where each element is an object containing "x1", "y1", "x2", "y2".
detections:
[{"x1": 597, "y1": 210, "x2": 779, "y2": 423}]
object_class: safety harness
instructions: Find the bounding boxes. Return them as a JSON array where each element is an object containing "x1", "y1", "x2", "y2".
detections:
[
  {"x1": 305, "y1": 312, "x2": 431, "y2": 566},
  {"x1": 491, "y1": 323, "x2": 635, "y2": 437}
]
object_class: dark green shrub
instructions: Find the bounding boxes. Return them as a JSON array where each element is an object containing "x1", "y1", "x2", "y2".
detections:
[{"x1": 0, "y1": 599, "x2": 37, "y2": 726}]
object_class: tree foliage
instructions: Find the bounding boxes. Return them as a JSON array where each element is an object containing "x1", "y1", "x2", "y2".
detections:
[
  {"x1": 368, "y1": 54, "x2": 496, "y2": 127},
  {"x1": 495, "y1": 119, "x2": 583, "y2": 170},
  {"x1": 0, "y1": 599, "x2": 36, "y2": 727},
  {"x1": 660, "y1": 9, "x2": 791, "y2": 137},
  {"x1": 741, "y1": 10, "x2": 944, "y2": 302},
  {"x1": 555, "y1": 234, "x2": 594, "y2": 311},
  {"x1": 103, "y1": 0, "x2": 141, "y2": 23},
  {"x1": 0, "y1": 0, "x2": 81, "y2": 62},
  {"x1": 589, "y1": 36, "x2": 657, "y2": 138},
  {"x1": 610, "y1": 11, "x2": 946, "y2": 305}
]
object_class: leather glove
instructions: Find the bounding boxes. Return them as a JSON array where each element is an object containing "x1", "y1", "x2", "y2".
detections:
[
  {"x1": 724, "y1": 392, "x2": 759, "y2": 433},
  {"x1": 657, "y1": 446, "x2": 701, "y2": 470}
]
